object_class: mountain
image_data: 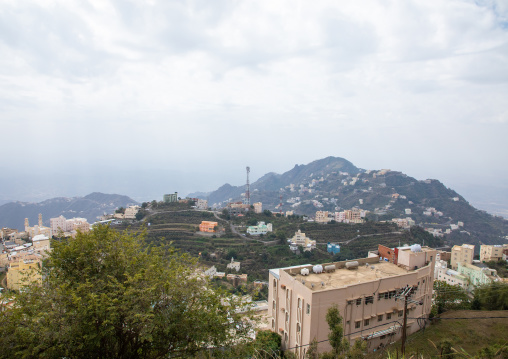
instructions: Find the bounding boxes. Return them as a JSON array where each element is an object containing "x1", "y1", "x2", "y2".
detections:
[
  {"x1": 192, "y1": 156, "x2": 508, "y2": 248},
  {"x1": 0, "y1": 192, "x2": 138, "y2": 231},
  {"x1": 189, "y1": 156, "x2": 361, "y2": 204}
]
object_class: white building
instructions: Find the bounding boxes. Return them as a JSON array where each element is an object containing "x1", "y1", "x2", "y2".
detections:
[
  {"x1": 196, "y1": 199, "x2": 208, "y2": 210},
  {"x1": 227, "y1": 257, "x2": 241, "y2": 272}
]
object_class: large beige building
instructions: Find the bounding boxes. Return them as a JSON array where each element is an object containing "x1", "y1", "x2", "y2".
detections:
[
  {"x1": 480, "y1": 244, "x2": 508, "y2": 262},
  {"x1": 268, "y1": 246, "x2": 436, "y2": 358},
  {"x1": 6, "y1": 254, "x2": 42, "y2": 291},
  {"x1": 450, "y1": 244, "x2": 475, "y2": 270}
]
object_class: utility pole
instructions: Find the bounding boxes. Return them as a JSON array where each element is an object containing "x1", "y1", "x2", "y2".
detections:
[{"x1": 395, "y1": 285, "x2": 421, "y2": 356}]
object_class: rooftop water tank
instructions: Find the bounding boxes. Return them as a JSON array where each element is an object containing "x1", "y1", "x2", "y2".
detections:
[
  {"x1": 313, "y1": 265, "x2": 323, "y2": 274},
  {"x1": 410, "y1": 244, "x2": 422, "y2": 252},
  {"x1": 301, "y1": 268, "x2": 309, "y2": 276},
  {"x1": 345, "y1": 261, "x2": 359, "y2": 269}
]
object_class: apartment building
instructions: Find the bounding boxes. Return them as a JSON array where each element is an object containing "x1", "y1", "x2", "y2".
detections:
[
  {"x1": 434, "y1": 260, "x2": 468, "y2": 289},
  {"x1": 50, "y1": 216, "x2": 91, "y2": 237},
  {"x1": 163, "y1": 192, "x2": 178, "y2": 203},
  {"x1": 457, "y1": 262, "x2": 500, "y2": 291},
  {"x1": 450, "y1": 244, "x2": 475, "y2": 270},
  {"x1": 289, "y1": 230, "x2": 316, "y2": 252},
  {"x1": 253, "y1": 202, "x2": 263, "y2": 214},
  {"x1": 196, "y1": 199, "x2": 208, "y2": 210},
  {"x1": 268, "y1": 246, "x2": 436, "y2": 358},
  {"x1": 315, "y1": 211, "x2": 331, "y2": 224},
  {"x1": 199, "y1": 221, "x2": 218, "y2": 233},
  {"x1": 480, "y1": 244, "x2": 508, "y2": 262},
  {"x1": 246, "y1": 222, "x2": 273, "y2": 235},
  {"x1": 24, "y1": 214, "x2": 51, "y2": 238},
  {"x1": 6, "y1": 254, "x2": 42, "y2": 291}
]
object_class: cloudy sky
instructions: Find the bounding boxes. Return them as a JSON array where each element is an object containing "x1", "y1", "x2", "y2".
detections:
[{"x1": 1, "y1": 0, "x2": 507, "y2": 211}]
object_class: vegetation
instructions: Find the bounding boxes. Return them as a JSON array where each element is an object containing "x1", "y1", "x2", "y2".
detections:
[
  {"x1": 0, "y1": 226, "x2": 252, "y2": 358},
  {"x1": 472, "y1": 282, "x2": 508, "y2": 311},
  {"x1": 433, "y1": 281, "x2": 471, "y2": 314}
]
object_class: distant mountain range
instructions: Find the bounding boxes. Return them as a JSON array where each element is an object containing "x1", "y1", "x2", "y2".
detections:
[
  {"x1": 189, "y1": 156, "x2": 508, "y2": 247},
  {"x1": 0, "y1": 192, "x2": 138, "y2": 231}
]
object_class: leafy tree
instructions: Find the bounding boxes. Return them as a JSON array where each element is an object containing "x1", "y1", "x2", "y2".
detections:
[
  {"x1": 320, "y1": 305, "x2": 366, "y2": 359},
  {"x1": 115, "y1": 206, "x2": 125, "y2": 214},
  {"x1": 253, "y1": 330, "x2": 282, "y2": 358},
  {"x1": 433, "y1": 280, "x2": 471, "y2": 313},
  {"x1": 0, "y1": 225, "x2": 252, "y2": 358},
  {"x1": 473, "y1": 282, "x2": 508, "y2": 310},
  {"x1": 264, "y1": 210, "x2": 273, "y2": 217}
]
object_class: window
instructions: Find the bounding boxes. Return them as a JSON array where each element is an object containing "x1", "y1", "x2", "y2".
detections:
[
  {"x1": 365, "y1": 296, "x2": 374, "y2": 304},
  {"x1": 356, "y1": 298, "x2": 362, "y2": 305},
  {"x1": 273, "y1": 301, "x2": 276, "y2": 310},
  {"x1": 355, "y1": 321, "x2": 361, "y2": 329},
  {"x1": 298, "y1": 298, "x2": 302, "y2": 309},
  {"x1": 387, "y1": 313, "x2": 392, "y2": 320},
  {"x1": 297, "y1": 323, "x2": 301, "y2": 332},
  {"x1": 378, "y1": 315, "x2": 383, "y2": 322},
  {"x1": 364, "y1": 319, "x2": 370, "y2": 326},
  {"x1": 347, "y1": 300, "x2": 354, "y2": 305},
  {"x1": 398, "y1": 310, "x2": 403, "y2": 317},
  {"x1": 389, "y1": 290, "x2": 396, "y2": 299},
  {"x1": 306, "y1": 304, "x2": 311, "y2": 314},
  {"x1": 380, "y1": 335, "x2": 387, "y2": 339}
]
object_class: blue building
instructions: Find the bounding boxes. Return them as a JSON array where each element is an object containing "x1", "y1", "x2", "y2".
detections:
[{"x1": 327, "y1": 242, "x2": 341, "y2": 255}]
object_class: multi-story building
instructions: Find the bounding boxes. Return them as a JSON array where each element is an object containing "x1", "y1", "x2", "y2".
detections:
[
  {"x1": 50, "y1": 216, "x2": 90, "y2": 237},
  {"x1": 163, "y1": 192, "x2": 178, "y2": 203},
  {"x1": 268, "y1": 246, "x2": 436, "y2": 357},
  {"x1": 246, "y1": 222, "x2": 273, "y2": 235},
  {"x1": 480, "y1": 244, "x2": 508, "y2": 262},
  {"x1": 289, "y1": 230, "x2": 316, "y2": 252},
  {"x1": 434, "y1": 260, "x2": 468, "y2": 289},
  {"x1": 199, "y1": 221, "x2": 218, "y2": 233},
  {"x1": 124, "y1": 205, "x2": 140, "y2": 219},
  {"x1": 253, "y1": 202, "x2": 263, "y2": 214},
  {"x1": 457, "y1": 262, "x2": 500, "y2": 291},
  {"x1": 450, "y1": 244, "x2": 475, "y2": 270},
  {"x1": 315, "y1": 211, "x2": 331, "y2": 224},
  {"x1": 6, "y1": 254, "x2": 42, "y2": 291},
  {"x1": 196, "y1": 199, "x2": 208, "y2": 210},
  {"x1": 227, "y1": 202, "x2": 250, "y2": 216}
]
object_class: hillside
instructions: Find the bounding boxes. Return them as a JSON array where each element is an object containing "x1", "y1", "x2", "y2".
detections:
[
  {"x1": 0, "y1": 192, "x2": 138, "y2": 230},
  {"x1": 191, "y1": 157, "x2": 508, "y2": 248},
  {"x1": 369, "y1": 310, "x2": 508, "y2": 358}
]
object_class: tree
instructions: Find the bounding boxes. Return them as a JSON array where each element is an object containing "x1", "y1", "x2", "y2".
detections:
[
  {"x1": 473, "y1": 282, "x2": 508, "y2": 310},
  {"x1": 320, "y1": 305, "x2": 366, "y2": 359},
  {"x1": 0, "y1": 225, "x2": 252, "y2": 358},
  {"x1": 433, "y1": 280, "x2": 471, "y2": 313}
]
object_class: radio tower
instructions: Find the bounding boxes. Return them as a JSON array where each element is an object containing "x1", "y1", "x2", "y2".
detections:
[
  {"x1": 279, "y1": 193, "x2": 283, "y2": 216},
  {"x1": 245, "y1": 166, "x2": 251, "y2": 206}
]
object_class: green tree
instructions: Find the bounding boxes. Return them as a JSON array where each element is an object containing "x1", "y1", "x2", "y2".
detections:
[
  {"x1": 433, "y1": 280, "x2": 471, "y2": 313},
  {"x1": 473, "y1": 282, "x2": 508, "y2": 310},
  {"x1": 0, "y1": 225, "x2": 252, "y2": 358},
  {"x1": 253, "y1": 330, "x2": 282, "y2": 358},
  {"x1": 320, "y1": 305, "x2": 366, "y2": 359}
]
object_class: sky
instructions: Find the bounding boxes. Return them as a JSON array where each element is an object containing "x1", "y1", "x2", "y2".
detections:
[{"x1": 1, "y1": 0, "x2": 508, "y2": 214}]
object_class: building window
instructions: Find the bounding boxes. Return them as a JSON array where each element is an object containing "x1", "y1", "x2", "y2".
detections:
[
  {"x1": 365, "y1": 296, "x2": 374, "y2": 304},
  {"x1": 307, "y1": 304, "x2": 310, "y2": 314},
  {"x1": 398, "y1": 310, "x2": 403, "y2": 317},
  {"x1": 298, "y1": 298, "x2": 302, "y2": 309},
  {"x1": 378, "y1": 315, "x2": 383, "y2": 322},
  {"x1": 380, "y1": 335, "x2": 387, "y2": 339},
  {"x1": 356, "y1": 298, "x2": 362, "y2": 305},
  {"x1": 273, "y1": 301, "x2": 276, "y2": 310},
  {"x1": 364, "y1": 319, "x2": 370, "y2": 326},
  {"x1": 387, "y1": 313, "x2": 392, "y2": 320},
  {"x1": 355, "y1": 321, "x2": 361, "y2": 329},
  {"x1": 297, "y1": 323, "x2": 301, "y2": 332}
]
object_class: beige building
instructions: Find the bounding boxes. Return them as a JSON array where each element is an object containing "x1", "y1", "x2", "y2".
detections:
[
  {"x1": 268, "y1": 247, "x2": 436, "y2": 358},
  {"x1": 196, "y1": 199, "x2": 208, "y2": 210},
  {"x1": 450, "y1": 244, "x2": 475, "y2": 270},
  {"x1": 253, "y1": 202, "x2": 263, "y2": 214},
  {"x1": 315, "y1": 211, "x2": 331, "y2": 224},
  {"x1": 50, "y1": 216, "x2": 91, "y2": 237},
  {"x1": 289, "y1": 230, "x2": 316, "y2": 252},
  {"x1": 6, "y1": 255, "x2": 42, "y2": 291},
  {"x1": 480, "y1": 244, "x2": 508, "y2": 262}
]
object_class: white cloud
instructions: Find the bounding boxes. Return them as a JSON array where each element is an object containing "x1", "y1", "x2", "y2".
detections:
[{"x1": 0, "y1": 0, "x2": 507, "y2": 201}]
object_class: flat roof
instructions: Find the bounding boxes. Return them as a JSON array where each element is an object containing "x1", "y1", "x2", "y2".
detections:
[{"x1": 291, "y1": 261, "x2": 411, "y2": 292}]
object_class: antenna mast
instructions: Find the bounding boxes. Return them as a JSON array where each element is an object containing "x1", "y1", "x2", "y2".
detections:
[
  {"x1": 245, "y1": 166, "x2": 250, "y2": 206},
  {"x1": 279, "y1": 193, "x2": 283, "y2": 216}
]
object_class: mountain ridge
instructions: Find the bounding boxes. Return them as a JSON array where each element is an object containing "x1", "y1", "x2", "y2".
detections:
[{"x1": 0, "y1": 192, "x2": 138, "y2": 231}]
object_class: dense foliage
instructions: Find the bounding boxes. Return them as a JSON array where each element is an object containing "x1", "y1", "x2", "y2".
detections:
[{"x1": 0, "y1": 226, "x2": 251, "y2": 358}]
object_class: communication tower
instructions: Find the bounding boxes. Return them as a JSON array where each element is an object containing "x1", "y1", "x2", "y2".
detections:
[{"x1": 245, "y1": 166, "x2": 250, "y2": 206}]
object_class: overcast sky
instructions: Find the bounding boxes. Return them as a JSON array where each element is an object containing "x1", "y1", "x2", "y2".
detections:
[{"x1": 1, "y1": 0, "x2": 508, "y2": 208}]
